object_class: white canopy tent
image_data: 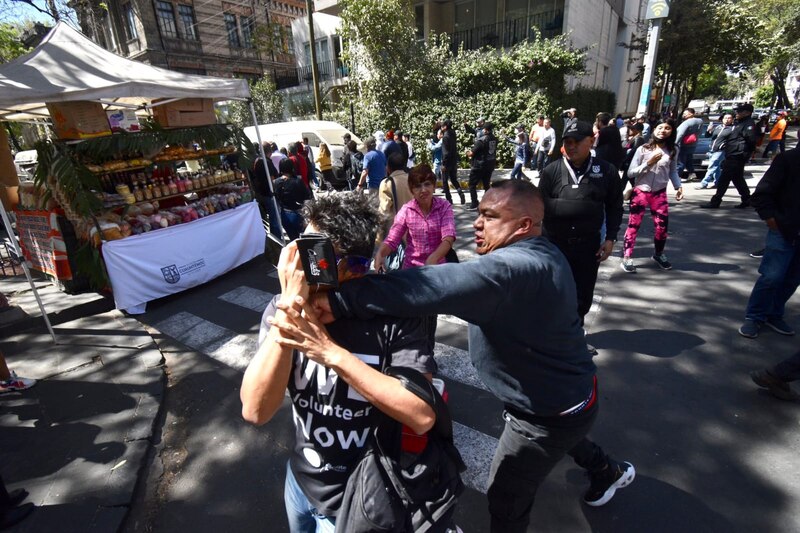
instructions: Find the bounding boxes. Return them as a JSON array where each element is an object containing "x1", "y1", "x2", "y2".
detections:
[{"x1": 0, "y1": 23, "x2": 281, "y2": 341}]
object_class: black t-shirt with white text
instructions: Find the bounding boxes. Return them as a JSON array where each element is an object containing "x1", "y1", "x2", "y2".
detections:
[{"x1": 258, "y1": 295, "x2": 435, "y2": 517}]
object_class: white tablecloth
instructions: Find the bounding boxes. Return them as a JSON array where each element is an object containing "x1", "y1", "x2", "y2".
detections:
[{"x1": 102, "y1": 201, "x2": 264, "y2": 313}]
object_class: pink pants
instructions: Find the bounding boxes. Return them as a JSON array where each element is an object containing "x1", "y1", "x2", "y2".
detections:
[{"x1": 623, "y1": 188, "x2": 669, "y2": 258}]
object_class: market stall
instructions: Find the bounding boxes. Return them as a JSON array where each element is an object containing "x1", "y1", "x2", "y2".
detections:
[{"x1": 0, "y1": 22, "x2": 281, "y2": 314}]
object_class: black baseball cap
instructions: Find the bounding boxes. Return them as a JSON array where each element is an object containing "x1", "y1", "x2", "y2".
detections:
[
  {"x1": 735, "y1": 103, "x2": 754, "y2": 113},
  {"x1": 562, "y1": 120, "x2": 594, "y2": 140}
]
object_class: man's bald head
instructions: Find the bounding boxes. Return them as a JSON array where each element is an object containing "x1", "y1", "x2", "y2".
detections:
[{"x1": 489, "y1": 180, "x2": 544, "y2": 227}]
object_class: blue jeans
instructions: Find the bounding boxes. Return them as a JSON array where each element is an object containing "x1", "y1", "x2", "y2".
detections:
[
  {"x1": 510, "y1": 161, "x2": 524, "y2": 180},
  {"x1": 745, "y1": 229, "x2": 800, "y2": 323},
  {"x1": 677, "y1": 143, "x2": 697, "y2": 176},
  {"x1": 284, "y1": 462, "x2": 336, "y2": 533},
  {"x1": 700, "y1": 150, "x2": 724, "y2": 187},
  {"x1": 281, "y1": 209, "x2": 305, "y2": 241}
]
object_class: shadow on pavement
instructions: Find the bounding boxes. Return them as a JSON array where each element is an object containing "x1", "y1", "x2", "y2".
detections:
[{"x1": 589, "y1": 329, "x2": 704, "y2": 358}]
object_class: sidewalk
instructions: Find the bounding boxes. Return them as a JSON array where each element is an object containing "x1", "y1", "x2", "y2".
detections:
[{"x1": 0, "y1": 276, "x2": 165, "y2": 532}]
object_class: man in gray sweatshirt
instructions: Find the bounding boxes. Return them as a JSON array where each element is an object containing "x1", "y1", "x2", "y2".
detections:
[{"x1": 306, "y1": 180, "x2": 634, "y2": 531}]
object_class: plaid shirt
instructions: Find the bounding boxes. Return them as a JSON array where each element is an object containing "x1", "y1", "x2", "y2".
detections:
[{"x1": 384, "y1": 196, "x2": 456, "y2": 269}]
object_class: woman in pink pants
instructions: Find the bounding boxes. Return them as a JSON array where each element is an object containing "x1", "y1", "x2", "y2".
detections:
[{"x1": 621, "y1": 120, "x2": 684, "y2": 273}]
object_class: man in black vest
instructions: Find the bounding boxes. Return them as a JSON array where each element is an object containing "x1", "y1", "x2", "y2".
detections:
[
  {"x1": 440, "y1": 119, "x2": 466, "y2": 205},
  {"x1": 700, "y1": 103, "x2": 757, "y2": 208},
  {"x1": 466, "y1": 122, "x2": 497, "y2": 211},
  {"x1": 538, "y1": 120, "x2": 624, "y2": 326}
]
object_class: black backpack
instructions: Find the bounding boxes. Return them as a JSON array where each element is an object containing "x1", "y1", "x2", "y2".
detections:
[
  {"x1": 335, "y1": 367, "x2": 466, "y2": 533},
  {"x1": 351, "y1": 151, "x2": 365, "y2": 179}
]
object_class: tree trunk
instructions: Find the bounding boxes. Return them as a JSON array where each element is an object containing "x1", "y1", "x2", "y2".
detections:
[{"x1": 772, "y1": 67, "x2": 790, "y2": 109}]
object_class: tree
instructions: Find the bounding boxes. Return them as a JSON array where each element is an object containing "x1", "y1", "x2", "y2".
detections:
[
  {"x1": 0, "y1": 0, "x2": 77, "y2": 25},
  {"x1": 746, "y1": 0, "x2": 800, "y2": 109},
  {"x1": 226, "y1": 77, "x2": 284, "y2": 129},
  {"x1": 0, "y1": 23, "x2": 29, "y2": 63},
  {"x1": 657, "y1": 0, "x2": 766, "y2": 111}
]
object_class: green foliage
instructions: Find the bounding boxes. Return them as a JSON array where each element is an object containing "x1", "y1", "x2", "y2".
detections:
[
  {"x1": 0, "y1": 22, "x2": 29, "y2": 63},
  {"x1": 658, "y1": 0, "x2": 767, "y2": 107},
  {"x1": 563, "y1": 87, "x2": 616, "y2": 125},
  {"x1": 336, "y1": 0, "x2": 585, "y2": 167},
  {"x1": 754, "y1": 85, "x2": 775, "y2": 108},
  {"x1": 227, "y1": 77, "x2": 283, "y2": 128},
  {"x1": 444, "y1": 31, "x2": 585, "y2": 100},
  {"x1": 694, "y1": 65, "x2": 729, "y2": 98}
]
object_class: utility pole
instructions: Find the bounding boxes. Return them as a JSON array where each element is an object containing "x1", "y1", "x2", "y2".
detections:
[
  {"x1": 636, "y1": 0, "x2": 670, "y2": 116},
  {"x1": 306, "y1": 0, "x2": 322, "y2": 119}
]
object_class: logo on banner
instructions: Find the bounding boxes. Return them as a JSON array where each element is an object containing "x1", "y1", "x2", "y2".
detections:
[{"x1": 161, "y1": 265, "x2": 181, "y2": 284}]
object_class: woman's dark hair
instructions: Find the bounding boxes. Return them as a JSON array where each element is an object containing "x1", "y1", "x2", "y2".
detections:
[
  {"x1": 303, "y1": 192, "x2": 384, "y2": 257},
  {"x1": 279, "y1": 158, "x2": 295, "y2": 176},
  {"x1": 408, "y1": 164, "x2": 436, "y2": 189},
  {"x1": 645, "y1": 118, "x2": 677, "y2": 155},
  {"x1": 346, "y1": 140, "x2": 357, "y2": 152}
]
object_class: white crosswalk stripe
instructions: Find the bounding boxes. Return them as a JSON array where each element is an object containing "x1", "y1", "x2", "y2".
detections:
[
  {"x1": 218, "y1": 287, "x2": 275, "y2": 313},
  {"x1": 153, "y1": 311, "x2": 255, "y2": 372},
  {"x1": 152, "y1": 288, "x2": 498, "y2": 494}
]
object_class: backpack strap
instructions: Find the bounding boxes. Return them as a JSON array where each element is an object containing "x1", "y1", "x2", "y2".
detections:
[
  {"x1": 388, "y1": 175, "x2": 399, "y2": 214},
  {"x1": 384, "y1": 366, "x2": 455, "y2": 441}
]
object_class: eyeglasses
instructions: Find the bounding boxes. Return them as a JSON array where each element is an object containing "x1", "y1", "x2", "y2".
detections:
[{"x1": 335, "y1": 254, "x2": 371, "y2": 275}]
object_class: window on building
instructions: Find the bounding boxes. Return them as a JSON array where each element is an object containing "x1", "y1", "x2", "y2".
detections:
[
  {"x1": 506, "y1": 0, "x2": 528, "y2": 19},
  {"x1": 224, "y1": 13, "x2": 241, "y2": 47},
  {"x1": 476, "y1": 0, "x2": 497, "y2": 25},
  {"x1": 272, "y1": 23, "x2": 283, "y2": 52},
  {"x1": 286, "y1": 26, "x2": 294, "y2": 54},
  {"x1": 156, "y1": 1, "x2": 178, "y2": 38},
  {"x1": 177, "y1": 5, "x2": 198, "y2": 41},
  {"x1": 122, "y1": 2, "x2": 138, "y2": 40},
  {"x1": 241, "y1": 15, "x2": 255, "y2": 48}
]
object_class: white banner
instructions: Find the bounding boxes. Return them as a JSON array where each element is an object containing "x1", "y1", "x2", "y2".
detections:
[{"x1": 102, "y1": 201, "x2": 264, "y2": 313}]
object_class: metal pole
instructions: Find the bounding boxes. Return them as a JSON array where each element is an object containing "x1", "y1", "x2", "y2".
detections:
[
  {"x1": 248, "y1": 100, "x2": 285, "y2": 244},
  {"x1": 306, "y1": 0, "x2": 323, "y2": 120},
  {"x1": 0, "y1": 202, "x2": 57, "y2": 343},
  {"x1": 636, "y1": 18, "x2": 661, "y2": 117}
]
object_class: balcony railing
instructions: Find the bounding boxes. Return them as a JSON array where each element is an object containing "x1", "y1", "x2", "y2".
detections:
[
  {"x1": 162, "y1": 36, "x2": 202, "y2": 54},
  {"x1": 273, "y1": 58, "x2": 349, "y2": 90},
  {"x1": 449, "y1": 10, "x2": 563, "y2": 55}
]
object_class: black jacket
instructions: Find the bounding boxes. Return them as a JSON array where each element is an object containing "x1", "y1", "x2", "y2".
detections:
[
  {"x1": 594, "y1": 125, "x2": 625, "y2": 169},
  {"x1": 441, "y1": 129, "x2": 458, "y2": 167},
  {"x1": 750, "y1": 147, "x2": 800, "y2": 243},
  {"x1": 724, "y1": 116, "x2": 757, "y2": 160},
  {"x1": 538, "y1": 157, "x2": 624, "y2": 242},
  {"x1": 470, "y1": 132, "x2": 497, "y2": 170}
]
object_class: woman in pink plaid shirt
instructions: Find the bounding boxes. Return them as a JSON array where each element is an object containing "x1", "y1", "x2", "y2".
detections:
[{"x1": 375, "y1": 164, "x2": 456, "y2": 272}]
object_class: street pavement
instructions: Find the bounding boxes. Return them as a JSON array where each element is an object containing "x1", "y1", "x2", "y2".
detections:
[{"x1": 1, "y1": 134, "x2": 799, "y2": 532}]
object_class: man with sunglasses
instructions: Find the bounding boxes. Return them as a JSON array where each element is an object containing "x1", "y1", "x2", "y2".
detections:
[{"x1": 241, "y1": 193, "x2": 437, "y2": 532}]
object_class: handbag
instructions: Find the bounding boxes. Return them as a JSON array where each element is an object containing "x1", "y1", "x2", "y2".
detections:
[
  {"x1": 335, "y1": 367, "x2": 466, "y2": 533},
  {"x1": 384, "y1": 176, "x2": 405, "y2": 272},
  {"x1": 683, "y1": 132, "x2": 698, "y2": 145}
]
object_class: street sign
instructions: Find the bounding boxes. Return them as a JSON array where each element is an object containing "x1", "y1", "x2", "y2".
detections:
[{"x1": 646, "y1": 0, "x2": 670, "y2": 20}]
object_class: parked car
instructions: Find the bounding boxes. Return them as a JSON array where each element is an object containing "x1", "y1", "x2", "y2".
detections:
[{"x1": 690, "y1": 121, "x2": 720, "y2": 181}]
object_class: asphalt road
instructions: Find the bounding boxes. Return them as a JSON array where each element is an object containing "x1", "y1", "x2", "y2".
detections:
[{"x1": 124, "y1": 142, "x2": 800, "y2": 532}]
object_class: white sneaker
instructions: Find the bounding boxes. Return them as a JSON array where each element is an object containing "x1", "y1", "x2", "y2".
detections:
[
  {"x1": 620, "y1": 258, "x2": 636, "y2": 273},
  {"x1": 0, "y1": 371, "x2": 37, "y2": 393}
]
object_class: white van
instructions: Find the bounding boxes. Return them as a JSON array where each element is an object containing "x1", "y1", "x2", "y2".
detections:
[{"x1": 243, "y1": 120, "x2": 362, "y2": 170}]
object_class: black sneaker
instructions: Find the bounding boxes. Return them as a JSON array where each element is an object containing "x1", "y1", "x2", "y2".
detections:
[
  {"x1": 750, "y1": 369, "x2": 797, "y2": 401},
  {"x1": 749, "y1": 248, "x2": 765, "y2": 258},
  {"x1": 652, "y1": 254, "x2": 672, "y2": 270},
  {"x1": 734, "y1": 201, "x2": 751, "y2": 209},
  {"x1": 699, "y1": 202, "x2": 720, "y2": 209},
  {"x1": 465, "y1": 204, "x2": 479, "y2": 211},
  {"x1": 583, "y1": 460, "x2": 635, "y2": 507}
]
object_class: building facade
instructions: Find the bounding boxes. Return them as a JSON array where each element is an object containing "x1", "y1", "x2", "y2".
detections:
[
  {"x1": 289, "y1": 0, "x2": 648, "y2": 115},
  {"x1": 73, "y1": 0, "x2": 306, "y2": 79}
]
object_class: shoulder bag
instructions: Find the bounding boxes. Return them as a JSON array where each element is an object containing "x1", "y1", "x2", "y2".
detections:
[
  {"x1": 335, "y1": 366, "x2": 466, "y2": 533},
  {"x1": 384, "y1": 176, "x2": 406, "y2": 271}
]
